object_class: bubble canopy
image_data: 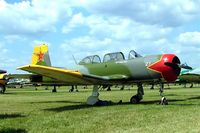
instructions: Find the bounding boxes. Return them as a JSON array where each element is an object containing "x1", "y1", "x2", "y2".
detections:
[{"x1": 79, "y1": 50, "x2": 142, "y2": 64}]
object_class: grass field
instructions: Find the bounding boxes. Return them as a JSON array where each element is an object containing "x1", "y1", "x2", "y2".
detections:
[{"x1": 0, "y1": 85, "x2": 200, "y2": 133}]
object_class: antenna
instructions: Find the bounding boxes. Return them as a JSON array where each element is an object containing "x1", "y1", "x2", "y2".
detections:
[{"x1": 72, "y1": 55, "x2": 78, "y2": 65}]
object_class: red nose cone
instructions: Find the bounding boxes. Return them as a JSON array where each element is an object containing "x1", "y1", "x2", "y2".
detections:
[{"x1": 148, "y1": 54, "x2": 181, "y2": 82}]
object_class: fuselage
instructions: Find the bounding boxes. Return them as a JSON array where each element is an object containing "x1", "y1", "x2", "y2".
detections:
[
  {"x1": 24, "y1": 54, "x2": 181, "y2": 86},
  {"x1": 76, "y1": 54, "x2": 181, "y2": 84}
]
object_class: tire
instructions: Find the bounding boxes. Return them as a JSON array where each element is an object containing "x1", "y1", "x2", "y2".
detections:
[
  {"x1": 160, "y1": 97, "x2": 168, "y2": 105},
  {"x1": 130, "y1": 95, "x2": 139, "y2": 104}
]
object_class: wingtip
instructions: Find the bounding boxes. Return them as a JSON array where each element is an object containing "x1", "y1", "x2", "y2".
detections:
[{"x1": 17, "y1": 65, "x2": 31, "y2": 70}]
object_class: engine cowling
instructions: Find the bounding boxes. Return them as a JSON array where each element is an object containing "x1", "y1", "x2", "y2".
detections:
[{"x1": 148, "y1": 54, "x2": 181, "y2": 82}]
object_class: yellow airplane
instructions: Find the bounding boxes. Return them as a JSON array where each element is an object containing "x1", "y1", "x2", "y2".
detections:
[
  {"x1": 13, "y1": 44, "x2": 183, "y2": 105},
  {"x1": 0, "y1": 70, "x2": 7, "y2": 93}
]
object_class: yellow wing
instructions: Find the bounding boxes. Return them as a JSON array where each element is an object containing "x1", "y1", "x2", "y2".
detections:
[{"x1": 17, "y1": 65, "x2": 95, "y2": 85}]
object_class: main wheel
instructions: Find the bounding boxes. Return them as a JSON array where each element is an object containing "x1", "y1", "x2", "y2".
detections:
[
  {"x1": 130, "y1": 95, "x2": 140, "y2": 104},
  {"x1": 159, "y1": 97, "x2": 168, "y2": 105},
  {"x1": 52, "y1": 86, "x2": 57, "y2": 92}
]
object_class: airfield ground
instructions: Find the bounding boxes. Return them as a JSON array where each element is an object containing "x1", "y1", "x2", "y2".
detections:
[{"x1": 0, "y1": 85, "x2": 200, "y2": 133}]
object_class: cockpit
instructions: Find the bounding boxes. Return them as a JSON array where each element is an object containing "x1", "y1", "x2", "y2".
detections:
[
  {"x1": 128, "y1": 50, "x2": 142, "y2": 59},
  {"x1": 103, "y1": 52, "x2": 125, "y2": 62},
  {"x1": 79, "y1": 50, "x2": 142, "y2": 64},
  {"x1": 79, "y1": 55, "x2": 101, "y2": 65}
]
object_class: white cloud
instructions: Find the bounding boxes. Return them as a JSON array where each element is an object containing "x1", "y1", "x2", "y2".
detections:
[
  {"x1": 178, "y1": 32, "x2": 200, "y2": 47},
  {"x1": 81, "y1": 0, "x2": 200, "y2": 27},
  {"x1": 60, "y1": 9, "x2": 179, "y2": 68},
  {"x1": 173, "y1": 32, "x2": 200, "y2": 67},
  {"x1": 0, "y1": 42, "x2": 10, "y2": 68},
  {"x1": 63, "y1": 13, "x2": 173, "y2": 41},
  {"x1": 0, "y1": 0, "x2": 73, "y2": 36},
  {"x1": 62, "y1": 12, "x2": 85, "y2": 33},
  {"x1": 60, "y1": 36, "x2": 113, "y2": 53},
  {"x1": 4, "y1": 35, "x2": 27, "y2": 44}
]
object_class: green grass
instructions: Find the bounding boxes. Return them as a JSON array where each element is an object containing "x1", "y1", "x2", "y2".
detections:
[{"x1": 0, "y1": 85, "x2": 200, "y2": 133}]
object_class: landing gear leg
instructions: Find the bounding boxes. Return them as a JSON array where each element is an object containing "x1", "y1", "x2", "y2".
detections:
[
  {"x1": 69, "y1": 86, "x2": 74, "y2": 92},
  {"x1": 45, "y1": 86, "x2": 48, "y2": 90},
  {"x1": 184, "y1": 83, "x2": 186, "y2": 88},
  {"x1": 69, "y1": 85, "x2": 79, "y2": 92},
  {"x1": 130, "y1": 83, "x2": 144, "y2": 104},
  {"x1": 107, "y1": 86, "x2": 111, "y2": 91},
  {"x1": 120, "y1": 85, "x2": 124, "y2": 90},
  {"x1": 87, "y1": 85, "x2": 100, "y2": 105},
  {"x1": 190, "y1": 83, "x2": 193, "y2": 88},
  {"x1": 150, "y1": 83, "x2": 154, "y2": 90},
  {"x1": 75, "y1": 85, "x2": 79, "y2": 92},
  {"x1": 52, "y1": 86, "x2": 57, "y2": 93},
  {"x1": 159, "y1": 83, "x2": 168, "y2": 105},
  {"x1": 35, "y1": 86, "x2": 38, "y2": 90},
  {"x1": 0, "y1": 85, "x2": 6, "y2": 94}
]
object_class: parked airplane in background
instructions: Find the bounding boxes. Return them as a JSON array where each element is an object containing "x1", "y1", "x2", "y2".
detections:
[
  {"x1": 179, "y1": 67, "x2": 200, "y2": 88},
  {"x1": 0, "y1": 69, "x2": 7, "y2": 93},
  {"x1": 13, "y1": 44, "x2": 187, "y2": 105},
  {"x1": 7, "y1": 78, "x2": 30, "y2": 88}
]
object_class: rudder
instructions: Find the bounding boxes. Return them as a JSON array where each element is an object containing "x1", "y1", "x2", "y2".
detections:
[{"x1": 31, "y1": 44, "x2": 51, "y2": 66}]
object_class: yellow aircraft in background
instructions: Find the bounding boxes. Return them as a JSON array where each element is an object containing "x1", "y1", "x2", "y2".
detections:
[{"x1": 0, "y1": 69, "x2": 7, "y2": 93}]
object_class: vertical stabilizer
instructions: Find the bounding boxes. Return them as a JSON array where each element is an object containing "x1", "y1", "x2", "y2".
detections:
[{"x1": 31, "y1": 44, "x2": 51, "y2": 66}]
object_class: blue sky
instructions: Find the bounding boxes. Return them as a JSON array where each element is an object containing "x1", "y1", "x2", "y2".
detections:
[{"x1": 1, "y1": 0, "x2": 200, "y2": 73}]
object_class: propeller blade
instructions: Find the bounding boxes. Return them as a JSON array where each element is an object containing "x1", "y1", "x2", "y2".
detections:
[
  {"x1": 164, "y1": 62, "x2": 181, "y2": 76},
  {"x1": 165, "y1": 62, "x2": 192, "y2": 70},
  {"x1": 179, "y1": 64, "x2": 192, "y2": 70},
  {"x1": 164, "y1": 62, "x2": 179, "y2": 70}
]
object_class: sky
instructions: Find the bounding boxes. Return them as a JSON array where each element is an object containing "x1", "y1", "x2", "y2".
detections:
[{"x1": 0, "y1": 0, "x2": 200, "y2": 73}]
